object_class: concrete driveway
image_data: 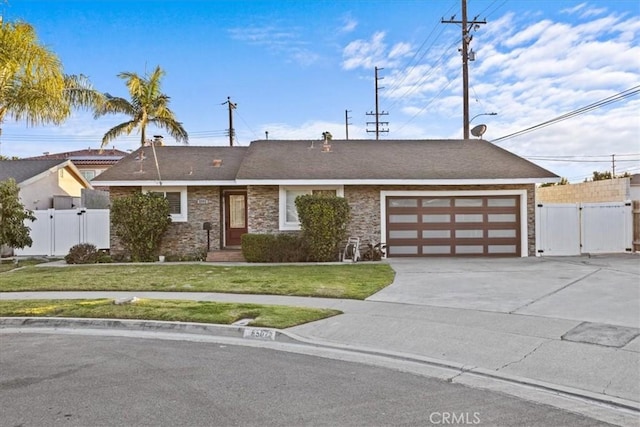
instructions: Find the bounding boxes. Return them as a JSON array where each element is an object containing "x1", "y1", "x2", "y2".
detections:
[{"x1": 369, "y1": 254, "x2": 640, "y2": 328}]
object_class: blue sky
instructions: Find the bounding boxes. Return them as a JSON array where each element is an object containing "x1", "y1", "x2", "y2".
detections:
[{"x1": 1, "y1": 0, "x2": 639, "y2": 182}]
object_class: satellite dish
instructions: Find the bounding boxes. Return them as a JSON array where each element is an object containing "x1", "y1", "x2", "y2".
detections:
[{"x1": 470, "y1": 124, "x2": 487, "y2": 138}]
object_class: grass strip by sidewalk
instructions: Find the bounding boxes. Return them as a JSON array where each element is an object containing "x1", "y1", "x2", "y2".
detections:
[
  {"x1": 0, "y1": 264, "x2": 395, "y2": 300},
  {"x1": 0, "y1": 299, "x2": 342, "y2": 329}
]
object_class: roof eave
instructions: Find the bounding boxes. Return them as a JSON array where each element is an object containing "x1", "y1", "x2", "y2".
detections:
[
  {"x1": 18, "y1": 160, "x2": 92, "y2": 189},
  {"x1": 94, "y1": 180, "x2": 241, "y2": 187},
  {"x1": 235, "y1": 178, "x2": 561, "y2": 185},
  {"x1": 95, "y1": 177, "x2": 561, "y2": 187}
]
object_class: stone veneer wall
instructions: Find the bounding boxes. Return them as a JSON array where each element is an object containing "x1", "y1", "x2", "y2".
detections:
[
  {"x1": 536, "y1": 178, "x2": 631, "y2": 203},
  {"x1": 109, "y1": 186, "x2": 221, "y2": 258},
  {"x1": 247, "y1": 185, "x2": 280, "y2": 234},
  {"x1": 246, "y1": 184, "x2": 537, "y2": 256}
]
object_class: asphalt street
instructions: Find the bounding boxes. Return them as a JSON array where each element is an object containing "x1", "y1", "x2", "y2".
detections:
[{"x1": 0, "y1": 332, "x2": 619, "y2": 427}]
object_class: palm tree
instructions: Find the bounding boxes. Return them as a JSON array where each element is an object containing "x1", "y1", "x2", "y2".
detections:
[
  {"x1": 0, "y1": 18, "x2": 102, "y2": 138},
  {"x1": 94, "y1": 65, "x2": 188, "y2": 148}
]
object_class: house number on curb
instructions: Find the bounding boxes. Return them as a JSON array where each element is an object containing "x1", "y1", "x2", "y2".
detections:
[{"x1": 243, "y1": 328, "x2": 276, "y2": 340}]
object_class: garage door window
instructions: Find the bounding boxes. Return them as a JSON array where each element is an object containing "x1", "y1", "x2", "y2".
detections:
[
  {"x1": 390, "y1": 199, "x2": 418, "y2": 208},
  {"x1": 389, "y1": 230, "x2": 418, "y2": 239},
  {"x1": 455, "y1": 199, "x2": 483, "y2": 207},
  {"x1": 455, "y1": 214, "x2": 483, "y2": 222},
  {"x1": 389, "y1": 214, "x2": 418, "y2": 223},
  {"x1": 422, "y1": 198, "x2": 450, "y2": 207},
  {"x1": 488, "y1": 214, "x2": 516, "y2": 222}
]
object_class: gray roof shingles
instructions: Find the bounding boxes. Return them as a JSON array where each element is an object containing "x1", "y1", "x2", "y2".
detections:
[
  {"x1": 236, "y1": 140, "x2": 559, "y2": 180},
  {"x1": 0, "y1": 159, "x2": 69, "y2": 184},
  {"x1": 92, "y1": 140, "x2": 559, "y2": 183},
  {"x1": 93, "y1": 146, "x2": 249, "y2": 182}
]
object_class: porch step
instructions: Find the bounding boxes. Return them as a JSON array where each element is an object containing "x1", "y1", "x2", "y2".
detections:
[{"x1": 206, "y1": 250, "x2": 245, "y2": 262}]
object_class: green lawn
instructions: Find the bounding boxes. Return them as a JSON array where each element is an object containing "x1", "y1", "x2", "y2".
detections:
[
  {"x1": 0, "y1": 298, "x2": 342, "y2": 329},
  {"x1": 0, "y1": 263, "x2": 395, "y2": 300}
]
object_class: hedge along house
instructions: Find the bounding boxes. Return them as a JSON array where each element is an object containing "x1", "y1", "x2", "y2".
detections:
[{"x1": 93, "y1": 139, "x2": 559, "y2": 259}]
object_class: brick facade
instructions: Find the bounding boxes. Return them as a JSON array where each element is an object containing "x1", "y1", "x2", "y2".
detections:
[{"x1": 536, "y1": 177, "x2": 631, "y2": 203}]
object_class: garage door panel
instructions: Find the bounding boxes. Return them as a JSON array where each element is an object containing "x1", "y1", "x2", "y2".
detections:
[{"x1": 386, "y1": 195, "x2": 520, "y2": 257}]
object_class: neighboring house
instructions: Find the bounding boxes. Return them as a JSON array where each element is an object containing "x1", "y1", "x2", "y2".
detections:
[
  {"x1": 0, "y1": 159, "x2": 92, "y2": 210},
  {"x1": 536, "y1": 174, "x2": 639, "y2": 203},
  {"x1": 26, "y1": 147, "x2": 128, "y2": 183},
  {"x1": 93, "y1": 139, "x2": 559, "y2": 258}
]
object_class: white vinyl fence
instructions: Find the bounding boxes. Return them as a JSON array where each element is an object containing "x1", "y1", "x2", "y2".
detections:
[
  {"x1": 15, "y1": 209, "x2": 110, "y2": 257},
  {"x1": 536, "y1": 201, "x2": 633, "y2": 256}
]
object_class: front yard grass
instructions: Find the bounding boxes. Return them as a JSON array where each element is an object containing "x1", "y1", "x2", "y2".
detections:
[
  {"x1": 0, "y1": 298, "x2": 341, "y2": 329},
  {"x1": 0, "y1": 263, "x2": 395, "y2": 300}
]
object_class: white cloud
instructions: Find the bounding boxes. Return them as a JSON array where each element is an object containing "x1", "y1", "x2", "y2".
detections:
[
  {"x1": 388, "y1": 42, "x2": 412, "y2": 59},
  {"x1": 342, "y1": 31, "x2": 387, "y2": 70},
  {"x1": 341, "y1": 32, "x2": 415, "y2": 70},
  {"x1": 339, "y1": 15, "x2": 358, "y2": 33},
  {"x1": 257, "y1": 120, "x2": 368, "y2": 141},
  {"x1": 228, "y1": 25, "x2": 320, "y2": 66}
]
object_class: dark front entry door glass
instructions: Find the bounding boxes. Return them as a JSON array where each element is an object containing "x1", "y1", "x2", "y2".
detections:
[{"x1": 225, "y1": 192, "x2": 247, "y2": 247}]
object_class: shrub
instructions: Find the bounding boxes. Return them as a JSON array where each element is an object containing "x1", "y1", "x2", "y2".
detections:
[
  {"x1": 0, "y1": 178, "x2": 36, "y2": 249},
  {"x1": 110, "y1": 191, "x2": 172, "y2": 262},
  {"x1": 295, "y1": 194, "x2": 350, "y2": 262},
  {"x1": 65, "y1": 243, "x2": 100, "y2": 264},
  {"x1": 242, "y1": 233, "x2": 307, "y2": 262}
]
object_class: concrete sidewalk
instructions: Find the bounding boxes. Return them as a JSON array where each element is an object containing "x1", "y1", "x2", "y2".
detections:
[{"x1": 1, "y1": 254, "x2": 639, "y2": 423}]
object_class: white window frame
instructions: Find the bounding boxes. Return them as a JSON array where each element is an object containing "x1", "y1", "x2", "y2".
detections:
[
  {"x1": 279, "y1": 185, "x2": 344, "y2": 231},
  {"x1": 142, "y1": 186, "x2": 188, "y2": 222}
]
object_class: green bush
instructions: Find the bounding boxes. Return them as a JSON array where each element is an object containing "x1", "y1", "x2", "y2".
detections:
[
  {"x1": 110, "y1": 191, "x2": 172, "y2": 262},
  {"x1": 295, "y1": 194, "x2": 350, "y2": 262},
  {"x1": 65, "y1": 243, "x2": 100, "y2": 264},
  {"x1": 0, "y1": 178, "x2": 36, "y2": 250},
  {"x1": 242, "y1": 233, "x2": 307, "y2": 262}
]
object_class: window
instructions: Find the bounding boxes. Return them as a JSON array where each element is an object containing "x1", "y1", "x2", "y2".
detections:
[
  {"x1": 143, "y1": 186, "x2": 187, "y2": 222},
  {"x1": 81, "y1": 170, "x2": 96, "y2": 181},
  {"x1": 279, "y1": 186, "x2": 344, "y2": 230}
]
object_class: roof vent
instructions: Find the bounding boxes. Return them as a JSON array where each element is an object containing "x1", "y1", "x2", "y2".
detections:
[{"x1": 212, "y1": 159, "x2": 222, "y2": 167}]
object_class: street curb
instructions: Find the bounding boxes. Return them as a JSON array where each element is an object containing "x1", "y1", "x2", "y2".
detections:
[{"x1": 2, "y1": 316, "x2": 639, "y2": 415}]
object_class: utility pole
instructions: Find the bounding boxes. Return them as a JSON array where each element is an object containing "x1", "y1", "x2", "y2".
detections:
[
  {"x1": 345, "y1": 110, "x2": 352, "y2": 140},
  {"x1": 223, "y1": 96, "x2": 237, "y2": 146},
  {"x1": 612, "y1": 154, "x2": 616, "y2": 178},
  {"x1": 442, "y1": 0, "x2": 486, "y2": 139},
  {"x1": 366, "y1": 66, "x2": 389, "y2": 140}
]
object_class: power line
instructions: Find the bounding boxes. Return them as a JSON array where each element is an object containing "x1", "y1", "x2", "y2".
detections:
[
  {"x1": 524, "y1": 158, "x2": 639, "y2": 163},
  {"x1": 493, "y1": 85, "x2": 640, "y2": 143},
  {"x1": 383, "y1": 0, "x2": 457, "y2": 101}
]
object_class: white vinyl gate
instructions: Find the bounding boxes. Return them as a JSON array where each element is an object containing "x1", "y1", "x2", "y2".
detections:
[
  {"x1": 536, "y1": 202, "x2": 633, "y2": 256},
  {"x1": 15, "y1": 209, "x2": 110, "y2": 257}
]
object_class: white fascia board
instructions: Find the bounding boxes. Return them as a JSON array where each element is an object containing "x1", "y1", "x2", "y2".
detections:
[
  {"x1": 93, "y1": 180, "x2": 239, "y2": 187},
  {"x1": 236, "y1": 178, "x2": 557, "y2": 186},
  {"x1": 19, "y1": 160, "x2": 91, "y2": 189}
]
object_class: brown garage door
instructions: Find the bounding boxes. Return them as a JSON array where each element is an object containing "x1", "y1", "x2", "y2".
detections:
[{"x1": 386, "y1": 196, "x2": 521, "y2": 257}]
